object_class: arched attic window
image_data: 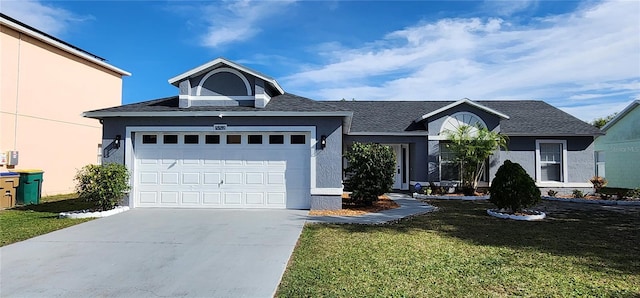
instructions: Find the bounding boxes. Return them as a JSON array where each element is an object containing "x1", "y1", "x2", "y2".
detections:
[
  {"x1": 196, "y1": 67, "x2": 252, "y2": 96},
  {"x1": 440, "y1": 112, "x2": 487, "y2": 136}
]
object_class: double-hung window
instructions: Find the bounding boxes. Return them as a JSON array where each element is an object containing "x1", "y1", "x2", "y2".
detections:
[{"x1": 536, "y1": 140, "x2": 566, "y2": 182}]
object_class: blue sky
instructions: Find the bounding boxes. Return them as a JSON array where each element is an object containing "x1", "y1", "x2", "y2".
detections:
[{"x1": 2, "y1": 0, "x2": 638, "y2": 122}]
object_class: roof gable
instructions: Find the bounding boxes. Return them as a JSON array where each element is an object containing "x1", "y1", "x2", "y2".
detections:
[
  {"x1": 168, "y1": 57, "x2": 284, "y2": 94},
  {"x1": 601, "y1": 100, "x2": 640, "y2": 131},
  {"x1": 415, "y1": 98, "x2": 510, "y2": 122}
]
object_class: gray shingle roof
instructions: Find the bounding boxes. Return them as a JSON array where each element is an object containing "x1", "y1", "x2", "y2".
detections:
[
  {"x1": 85, "y1": 93, "x2": 350, "y2": 114},
  {"x1": 329, "y1": 100, "x2": 602, "y2": 136},
  {"x1": 87, "y1": 96, "x2": 601, "y2": 136}
]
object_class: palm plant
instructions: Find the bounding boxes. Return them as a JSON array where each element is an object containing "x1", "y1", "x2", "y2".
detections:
[{"x1": 444, "y1": 125, "x2": 508, "y2": 193}]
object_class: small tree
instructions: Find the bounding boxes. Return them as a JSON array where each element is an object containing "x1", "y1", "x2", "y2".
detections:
[
  {"x1": 75, "y1": 163, "x2": 130, "y2": 211},
  {"x1": 344, "y1": 143, "x2": 396, "y2": 206},
  {"x1": 591, "y1": 113, "x2": 617, "y2": 129},
  {"x1": 444, "y1": 125, "x2": 508, "y2": 194},
  {"x1": 489, "y1": 160, "x2": 541, "y2": 212}
]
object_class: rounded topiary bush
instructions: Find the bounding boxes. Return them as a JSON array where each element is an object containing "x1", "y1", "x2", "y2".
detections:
[{"x1": 489, "y1": 160, "x2": 541, "y2": 212}]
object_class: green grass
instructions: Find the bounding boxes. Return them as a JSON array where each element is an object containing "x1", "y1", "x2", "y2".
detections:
[
  {"x1": 277, "y1": 200, "x2": 640, "y2": 297},
  {"x1": 0, "y1": 193, "x2": 95, "y2": 246}
]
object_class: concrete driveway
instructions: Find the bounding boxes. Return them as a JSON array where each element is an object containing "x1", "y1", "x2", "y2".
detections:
[{"x1": 0, "y1": 208, "x2": 307, "y2": 297}]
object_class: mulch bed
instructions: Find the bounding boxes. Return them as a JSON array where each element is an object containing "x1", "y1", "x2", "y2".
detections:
[{"x1": 309, "y1": 194, "x2": 400, "y2": 216}]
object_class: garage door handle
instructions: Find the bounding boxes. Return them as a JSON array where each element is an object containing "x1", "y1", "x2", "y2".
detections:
[{"x1": 220, "y1": 180, "x2": 224, "y2": 184}]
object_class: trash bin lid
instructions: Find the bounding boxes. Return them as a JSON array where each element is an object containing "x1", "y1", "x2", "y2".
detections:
[
  {"x1": 0, "y1": 172, "x2": 20, "y2": 177},
  {"x1": 13, "y1": 169, "x2": 44, "y2": 173}
]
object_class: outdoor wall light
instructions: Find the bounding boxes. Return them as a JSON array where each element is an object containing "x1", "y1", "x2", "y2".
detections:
[
  {"x1": 320, "y1": 135, "x2": 327, "y2": 149},
  {"x1": 114, "y1": 135, "x2": 122, "y2": 149}
]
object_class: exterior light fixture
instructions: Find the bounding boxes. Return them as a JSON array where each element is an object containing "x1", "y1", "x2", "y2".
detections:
[
  {"x1": 320, "y1": 135, "x2": 327, "y2": 149},
  {"x1": 114, "y1": 135, "x2": 121, "y2": 149}
]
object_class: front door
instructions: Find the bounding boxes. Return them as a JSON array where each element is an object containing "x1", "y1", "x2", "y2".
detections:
[{"x1": 386, "y1": 144, "x2": 408, "y2": 190}]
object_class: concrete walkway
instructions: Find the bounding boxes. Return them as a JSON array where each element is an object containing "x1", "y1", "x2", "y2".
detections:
[{"x1": 307, "y1": 193, "x2": 437, "y2": 224}]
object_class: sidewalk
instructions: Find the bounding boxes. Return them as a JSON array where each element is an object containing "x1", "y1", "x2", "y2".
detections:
[{"x1": 307, "y1": 193, "x2": 437, "y2": 224}]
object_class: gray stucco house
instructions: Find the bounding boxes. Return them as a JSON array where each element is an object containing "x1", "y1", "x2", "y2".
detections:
[{"x1": 84, "y1": 58, "x2": 602, "y2": 210}]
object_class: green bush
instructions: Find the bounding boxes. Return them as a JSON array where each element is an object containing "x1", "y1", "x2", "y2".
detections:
[
  {"x1": 547, "y1": 189, "x2": 558, "y2": 197},
  {"x1": 75, "y1": 163, "x2": 130, "y2": 211},
  {"x1": 489, "y1": 160, "x2": 541, "y2": 212},
  {"x1": 344, "y1": 143, "x2": 395, "y2": 206},
  {"x1": 572, "y1": 189, "x2": 585, "y2": 198}
]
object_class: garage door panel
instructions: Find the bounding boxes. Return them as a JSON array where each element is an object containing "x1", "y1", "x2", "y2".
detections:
[
  {"x1": 267, "y1": 193, "x2": 285, "y2": 205},
  {"x1": 139, "y1": 192, "x2": 157, "y2": 204},
  {"x1": 224, "y1": 193, "x2": 242, "y2": 205},
  {"x1": 134, "y1": 131, "x2": 310, "y2": 209},
  {"x1": 224, "y1": 172, "x2": 243, "y2": 185},
  {"x1": 160, "y1": 192, "x2": 179, "y2": 204},
  {"x1": 246, "y1": 193, "x2": 264, "y2": 205},
  {"x1": 139, "y1": 172, "x2": 158, "y2": 184},
  {"x1": 161, "y1": 173, "x2": 179, "y2": 185},
  {"x1": 182, "y1": 173, "x2": 200, "y2": 184},
  {"x1": 203, "y1": 193, "x2": 221, "y2": 205},
  {"x1": 267, "y1": 173, "x2": 285, "y2": 185},
  {"x1": 203, "y1": 173, "x2": 222, "y2": 185},
  {"x1": 182, "y1": 192, "x2": 200, "y2": 204},
  {"x1": 245, "y1": 172, "x2": 264, "y2": 184}
]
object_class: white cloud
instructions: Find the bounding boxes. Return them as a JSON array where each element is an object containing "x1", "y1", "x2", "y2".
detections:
[
  {"x1": 0, "y1": 0, "x2": 90, "y2": 36},
  {"x1": 283, "y1": 0, "x2": 640, "y2": 121},
  {"x1": 482, "y1": 0, "x2": 538, "y2": 16},
  {"x1": 199, "y1": 0, "x2": 296, "y2": 48}
]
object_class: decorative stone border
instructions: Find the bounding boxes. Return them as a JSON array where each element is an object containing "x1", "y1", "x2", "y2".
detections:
[
  {"x1": 543, "y1": 196, "x2": 640, "y2": 206},
  {"x1": 487, "y1": 209, "x2": 546, "y2": 221},
  {"x1": 413, "y1": 193, "x2": 489, "y2": 201},
  {"x1": 59, "y1": 206, "x2": 130, "y2": 219}
]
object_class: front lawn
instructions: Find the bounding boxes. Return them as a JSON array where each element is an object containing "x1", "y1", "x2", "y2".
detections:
[
  {"x1": 277, "y1": 200, "x2": 640, "y2": 297},
  {"x1": 0, "y1": 194, "x2": 94, "y2": 246}
]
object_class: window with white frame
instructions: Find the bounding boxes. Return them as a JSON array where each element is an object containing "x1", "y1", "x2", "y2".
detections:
[
  {"x1": 536, "y1": 140, "x2": 567, "y2": 182},
  {"x1": 595, "y1": 151, "x2": 605, "y2": 177},
  {"x1": 440, "y1": 143, "x2": 461, "y2": 181}
]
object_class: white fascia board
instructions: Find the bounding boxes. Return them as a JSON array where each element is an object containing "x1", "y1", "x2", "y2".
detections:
[
  {"x1": 415, "y1": 98, "x2": 510, "y2": 122},
  {"x1": 348, "y1": 132, "x2": 429, "y2": 136},
  {"x1": 601, "y1": 100, "x2": 639, "y2": 131},
  {"x1": 83, "y1": 110, "x2": 353, "y2": 118},
  {"x1": 0, "y1": 17, "x2": 131, "y2": 76},
  {"x1": 168, "y1": 57, "x2": 285, "y2": 95}
]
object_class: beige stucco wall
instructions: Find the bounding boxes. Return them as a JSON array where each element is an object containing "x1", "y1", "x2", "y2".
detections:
[{"x1": 1, "y1": 25, "x2": 124, "y2": 196}]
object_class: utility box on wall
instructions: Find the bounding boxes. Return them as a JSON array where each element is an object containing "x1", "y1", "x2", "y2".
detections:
[{"x1": 5, "y1": 151, "x2": 19, "y2": 166}]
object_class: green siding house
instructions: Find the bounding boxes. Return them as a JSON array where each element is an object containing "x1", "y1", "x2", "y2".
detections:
[{"x1": 594, "y1": 101, "x2": 640, "y2": 189}]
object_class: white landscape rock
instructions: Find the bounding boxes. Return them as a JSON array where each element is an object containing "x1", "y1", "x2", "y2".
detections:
[
  {"x1": 487, "y1": 209, "x2": 546, "y2": 221},
  {"x1": 59, "y1": 206, "x2": 130, "y2": 219}
]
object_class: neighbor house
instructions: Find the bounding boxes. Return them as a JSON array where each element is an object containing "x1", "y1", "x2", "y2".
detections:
[
  {"x1": 84, "y1": 58, "x2": 602, "y2": 209},
  {"x1": 594, "y1": 100, "x2": 640, "y2": 189},
  {"x1": 0, "y1": 13, "x2": 130, "y2": 195}
]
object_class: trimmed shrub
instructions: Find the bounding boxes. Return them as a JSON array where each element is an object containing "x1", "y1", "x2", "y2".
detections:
[
  {"x1": 75, "y1": 163, "x2": 130, "y2": 211},
  {"x1": 489, "y1": 160, "x2": 541, "y2": 212},
  {"x1": 344, "y1": 143, "x2": 395, "y2": 206},
  {"x1": 572, "y1": 189, "x2": 585, "y2": 198}
]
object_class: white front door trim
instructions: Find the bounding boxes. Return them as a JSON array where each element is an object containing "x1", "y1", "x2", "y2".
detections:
[
  {"x1": 125, "y1": 125, "x2": 317, "y2": 208},
  {"x1": 384, "y1": 144, "x2": 409, "y2": 191}
]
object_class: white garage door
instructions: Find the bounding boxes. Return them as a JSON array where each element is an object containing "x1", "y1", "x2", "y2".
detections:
[{"x1": 133, "y1": 131, "x2": 310, "y2": 209}]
